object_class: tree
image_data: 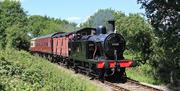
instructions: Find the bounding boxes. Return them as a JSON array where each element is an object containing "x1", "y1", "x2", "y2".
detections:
[
  {"x1": 6, "y1": 25, "x2": 30, "y2": 50},
  {"x1": 114, "y1": 12, "x2": 153, "y2": 64},
  {"x1": 138, "y1": 0, "x2": 180, "y2": 85},
  {"x1": 28, "y1": 15, "x2": 77, "y2": 37},
  {"x1": 0, "y1": 0, "x2": 29, "y2": 50}
]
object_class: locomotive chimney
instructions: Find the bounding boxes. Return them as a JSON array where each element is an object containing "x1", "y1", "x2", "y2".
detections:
[{"x1": 108, "y1": 20, "x2": 115, "y2": 33}]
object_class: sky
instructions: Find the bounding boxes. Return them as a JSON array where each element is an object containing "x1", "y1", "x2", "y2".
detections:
[{"x1": 21, "y1": 0, "x2": 144, "y2": 24}]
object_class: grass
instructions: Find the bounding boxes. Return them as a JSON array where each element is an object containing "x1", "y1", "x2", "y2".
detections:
[
  {"x1": 0, "y1": 49, "x2": 103, "y2": 91},
  {"x1": 123, "y1": 50, "x2": 134, "y2": 60},
  {"x1": 123, "y1": 50, "x2": 160, "y2": 84},
  {"x1": 126, "y1": 65, "x2": 160, "y2": 84}
]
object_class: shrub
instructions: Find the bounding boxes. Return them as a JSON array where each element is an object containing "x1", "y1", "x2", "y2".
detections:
[{"x1": 0, "y1": 49, "x2": 102, "y2": 91}]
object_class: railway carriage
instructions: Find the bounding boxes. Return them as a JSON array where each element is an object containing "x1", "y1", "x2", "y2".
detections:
[{"x1": 30, "y1": 34, "x2": 53, "y2": 54}]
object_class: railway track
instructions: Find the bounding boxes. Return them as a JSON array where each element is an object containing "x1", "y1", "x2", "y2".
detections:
[
  {"x1": 104, "y1": 81, "x2": 129, "y2": 91},
  {"x1": 103, "y1": 78, "x2": 164, "y2": 91},
  {"x1": 57, "y1": 61, "x2": 164, "y2": 91},
  {"x1": 126, "y1": 78, "x2": 164, "y2": 91}
]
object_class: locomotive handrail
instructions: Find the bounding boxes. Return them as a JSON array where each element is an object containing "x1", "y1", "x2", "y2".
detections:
[{"x1": 93, "y1": 44, "x2": 97, "y2": 59}]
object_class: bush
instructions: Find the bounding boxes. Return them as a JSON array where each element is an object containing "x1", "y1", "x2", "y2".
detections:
[{"x1": 0, "y1": 49, "x2": 102, "y2": 91}]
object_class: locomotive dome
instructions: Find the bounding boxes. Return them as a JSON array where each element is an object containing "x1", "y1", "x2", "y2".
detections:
[{"x1": 96, "y1": 25, "x2": 107, "y2": 35}]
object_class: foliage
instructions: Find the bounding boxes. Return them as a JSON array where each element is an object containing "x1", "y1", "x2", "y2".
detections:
[
  {"x1": 0, "y1": 0, "x2": 28, "y2": 50},
  {"x1": 28, "y1": 15, "x2": 77, "y2": 37},
  {"x1": 5, "y1": 25, "x2": 30, "y2": 50},
  {"x1": 114, "y1": 12, "x2": 154, "y2": 64},
  {"x1": 138, "y1": 0, "x2": 180, "y2": 85},
  {"x1": 0, "y1": 49, "x2": 102, "y2": 91}
]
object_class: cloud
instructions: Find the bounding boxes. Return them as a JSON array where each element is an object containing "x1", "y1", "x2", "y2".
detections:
[{"x1": 67, "y1": 16, "x2": 81, "y2": 22}]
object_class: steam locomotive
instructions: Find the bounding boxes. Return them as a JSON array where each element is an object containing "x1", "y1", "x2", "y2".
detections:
[{"x1": 30, "y1": 20, "x2": 134, "y2": 81}]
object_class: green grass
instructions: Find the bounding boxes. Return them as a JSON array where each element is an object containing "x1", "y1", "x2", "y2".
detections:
[
  {"x1": 0, "y1": 49, "x2": 102, "y2": 91},
  {"x1": 124, "y1": 50, "x2": 160, "y2": 84},
  {"x1": 123, "y1": 50, "x2": 134, "y2": 59},
  {"x1": 126, "y1": 64, "x2": 160, "y2": 84}
]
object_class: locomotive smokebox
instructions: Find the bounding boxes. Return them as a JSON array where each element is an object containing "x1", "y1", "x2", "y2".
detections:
[{"x1": 108, "y1": 20, "x2": 115, "y2": 33}]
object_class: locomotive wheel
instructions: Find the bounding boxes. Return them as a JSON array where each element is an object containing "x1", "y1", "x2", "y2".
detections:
[
  {"x1": 65, "y1": 61, "x2": 70, "y2": 69},
  {"x1": 73, "y1": 62, "x2": 79, "y2": 73},
  {"x1": 74, "y1": 66, "x2": 78, "y2": 73},
  {"x1": 85, "y1": 68, "x2": 91, "y2": 76},
  {"x1": 98, "y1": 69, "x2": 105, "y2": 83},
  {"x1": 119, "y1": 68, "x2": 127, "y2": 83}
]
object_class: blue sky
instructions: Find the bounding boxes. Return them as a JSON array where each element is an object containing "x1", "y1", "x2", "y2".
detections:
[{"x1": 21, "y1": 0, "x2": 144, "y2": 24}]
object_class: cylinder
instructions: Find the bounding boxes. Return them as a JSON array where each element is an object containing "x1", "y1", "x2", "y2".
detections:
[{"x1": 108, "y1": 20, "x2": 115, "y2": 33}]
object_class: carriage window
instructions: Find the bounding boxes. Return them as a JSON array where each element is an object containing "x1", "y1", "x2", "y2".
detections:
[{"x1": 31, "y1": 41, "x2": 35, "y2": 47}]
